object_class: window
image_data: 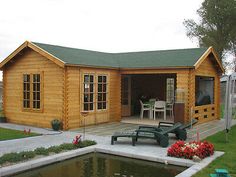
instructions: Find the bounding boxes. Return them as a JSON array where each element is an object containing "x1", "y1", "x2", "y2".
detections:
[
  {"x1": 83, "y1": 74, "x2": 94, "y2": 111},
  {"x1": 23, "y1": 74, "x2": 30, "y2": 108},
  {"x1": 97, "y1": 75, "x2": 107, "y2": 110},
  {"x1": 23, "y1": 73, "x2": 41, "y2": 110},
  {"x1": 195, "y1": 76, "x2": 214, "y2": 106},
  {"x1": 166, "y1": 78, "x2": 175, "y2": 103},
  {"x1": 33, "y1": 74, "x2": 41, "y2": 109}
]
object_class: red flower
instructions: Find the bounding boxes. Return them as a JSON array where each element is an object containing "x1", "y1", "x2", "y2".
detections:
[
  {"x1": 167, "y1": 140, "x2": 214, "y2": 160},
  {"x1": 72, "y1": 135, "x2": 82, "y2": 145}
]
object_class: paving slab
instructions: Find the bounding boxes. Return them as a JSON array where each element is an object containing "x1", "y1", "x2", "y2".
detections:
[{"x1": 0, "y1": 119, "x2": 235, "y2": 177}]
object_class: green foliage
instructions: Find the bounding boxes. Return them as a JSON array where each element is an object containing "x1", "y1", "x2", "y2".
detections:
[
  {"x1": 193, "y1": 125, "x2": 236, "y2": 177},
  {"x1": 79, "y1": 140, "x2": 97, "y2": 148},
  {"x1": 59, "y1": 143, "x2": 78, "y2": 150},
  {"x1": 0, "y1": 140, "x2": 96, "y2": 166},
  {"x1": 0, "y1": 116, "x2": 7, "y2": 123},
  {"x1": 0, "y1": 151, "x2": 35, "y2": 165},
  {"x1": 47, "y1": 146, "x2": 62, "y2": 154},
  {"x1": 0, "y1": 128, "x2": 39, "y2": 141},
  {"x1": 51, "y1": 119, "x2": 62, "y2": 131},
  {"x1": 18, "y1": 151, "x2": 36, "y2": 160},
  {"x1": 183, "y1": 0, "x2": 236, "y2": 68},
  {"x1": 0, "y1": 153, "x2": 20, "y2": 164},
  {"x1": 34, "y1": 147, "x2": 49, "y2": 156}
]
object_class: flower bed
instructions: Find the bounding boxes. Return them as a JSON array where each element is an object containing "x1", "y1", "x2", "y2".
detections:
[{"x1": 167, "y1": 141, "x2": 214, "y2": 160}]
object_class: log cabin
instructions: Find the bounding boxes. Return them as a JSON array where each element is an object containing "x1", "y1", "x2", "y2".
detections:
[{"x1": 0, "y1": 41, "x2": 224, "y2": 130}]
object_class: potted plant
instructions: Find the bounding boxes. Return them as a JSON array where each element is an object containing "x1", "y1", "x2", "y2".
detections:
[
  {"x1": 0, "y1": 114, "x2": 7, "y2": 123},
  {"x1": 51, "y1": 119, "x2": 62, "y2": 131}
]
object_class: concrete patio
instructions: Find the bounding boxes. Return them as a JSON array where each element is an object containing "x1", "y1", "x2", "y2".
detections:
[
  {"x1": 0, "y1": 119, "x2": 235, "y2": 156},
  {"x1": 0, "y1": 119, "x2": 235, "y2": 177}
]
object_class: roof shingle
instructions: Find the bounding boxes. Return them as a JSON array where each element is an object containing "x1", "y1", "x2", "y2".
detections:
[{"x1": 33, "y1": 42, "x2": 207, "y2": 68}]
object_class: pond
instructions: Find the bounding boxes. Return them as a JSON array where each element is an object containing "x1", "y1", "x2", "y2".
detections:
[{"x1": 10, "y1": 153, "x2": 186, "y2": 177}]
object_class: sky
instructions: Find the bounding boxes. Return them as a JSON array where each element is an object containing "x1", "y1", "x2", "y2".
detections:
[{"x1": 0, "y1": 0, "x2": 204, "y2": 79}]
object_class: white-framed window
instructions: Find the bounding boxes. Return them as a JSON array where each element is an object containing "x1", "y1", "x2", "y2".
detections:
[{"x1": 166, "y1": 78, "x2": 175, "y2": 103}]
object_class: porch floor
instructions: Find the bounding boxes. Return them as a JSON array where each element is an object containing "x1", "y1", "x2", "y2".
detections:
[
  {"x1": 72, "y1": 119, "x2": 236, "y2": 141},
  {"x1": 121, "y1": 115, "x2": 174, "y2": 125}
]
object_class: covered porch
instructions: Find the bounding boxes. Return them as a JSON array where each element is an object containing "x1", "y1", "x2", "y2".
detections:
[
  {"x1": 121, "y1": 73, "x2": 177, "y2": 123},
  {"x1": 120, "y1": 59, "x2": 221, "y2": 124}
]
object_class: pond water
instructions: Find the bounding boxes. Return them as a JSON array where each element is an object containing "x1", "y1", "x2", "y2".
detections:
[{"x1": 10, "y1": 153, "x2": 186, "y2": 177}]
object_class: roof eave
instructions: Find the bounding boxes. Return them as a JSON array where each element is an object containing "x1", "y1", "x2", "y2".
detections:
[
  {"x1": 65, "y1": 63, "x2": 119, "y2": 70},
  {"x1": 194, "y1": 47, "x2": 224, "y2": 73},
  {"x1": 120, "y1": 66, "x2": 194, "y2": 70},
  {"x1": 0, "y1": 41, "x2": 28, "y2": 69},
  {"x1": 28, "y1": 42, "x2": 65, "y2": 68},
  {"x1": 0, "y1": 41, "x2": 65, "y2": 70}
]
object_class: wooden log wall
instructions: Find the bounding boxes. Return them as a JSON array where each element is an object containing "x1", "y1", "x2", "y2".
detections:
[
  {"x1": 193, "y1": 55, "x2": 221, "y2": 123},
  {"x1": 65, "y1": 67, "x2": 121, "y2": 128},
  {"x1": 176, "y1": 70, "x2": 191, "y2": 123},
  {"x1": 3, "y1": 49, "x2": 64, "y2": 128}
]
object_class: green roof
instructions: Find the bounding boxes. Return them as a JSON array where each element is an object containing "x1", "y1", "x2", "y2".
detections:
[{"x1": 33, "y1": 42, "x2": 207, "y2": 68}]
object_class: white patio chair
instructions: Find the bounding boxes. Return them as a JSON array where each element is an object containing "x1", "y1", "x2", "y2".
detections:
[
  {"x1": 166, "y1": 101, "x2": 174, "y2": 118},
  {"x1": 139, "y1": 100, "x2": 152, "y2": 119},
  {"x1": 153, "y1": 101, "x2": 166, "y2": 120}
]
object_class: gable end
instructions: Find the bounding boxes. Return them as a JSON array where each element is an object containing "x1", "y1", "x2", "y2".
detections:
[{"x1": 0, "y1": 41, "x2": 65, "y2": 70}]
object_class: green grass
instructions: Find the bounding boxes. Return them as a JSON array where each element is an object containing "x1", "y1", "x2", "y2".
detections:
[
  {"x1": 0, "y1": 127, "x2": 39, "y2": 141},
  {"x1": 220, "y1": 103, "x2": 225, "y2": 118},
  {"x1": 193, "y1": 125, "x2": 236, "y2": 177}
]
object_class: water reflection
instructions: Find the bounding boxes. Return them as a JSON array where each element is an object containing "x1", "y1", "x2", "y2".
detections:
[{"x1": 11, "y1": 153, "x2": 186, "y2": 177}]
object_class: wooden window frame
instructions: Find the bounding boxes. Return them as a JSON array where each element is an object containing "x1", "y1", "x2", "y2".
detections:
[
  {"x1": 32, "y1": 74, "x2": 41, "y2": 109},
  {"x1": 97, "y1": 75, "x2": 108, "y2": 111},
  {"x1": 22, "y1": 73, "x2": 43, "y2": 112},
  {"x1": 23, "y1": 74, "x2": 31, "y2": 109},
  {"x1": 195, "y1": 76, "x2": 215, "y2": 106},
  {"x1": 82, "y1": 73, "x2": 95, "y2": 112}
]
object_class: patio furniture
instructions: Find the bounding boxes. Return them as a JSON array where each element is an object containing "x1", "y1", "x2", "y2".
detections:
[
  {"x1": 139, "y1": 100, "x2": 152, "y2": 119},
  {"x1": 166, "y1": 101, "x2": 174, "y2": 118},
  {"x1": 138, "y1": 119, "x2": 198, "y2": 140},
  {"x1": 111, "y1": 123, "x2": 182, "y2": 147},
  {"x1": 111, "y1": 131, "x2": 136, "y2": 146},
  {"x1": 135, "y1": 122, "x2": 182, "y2": 147},
  {"x1": 153, "y1": 101, "x2": 166, "y2": 120}
]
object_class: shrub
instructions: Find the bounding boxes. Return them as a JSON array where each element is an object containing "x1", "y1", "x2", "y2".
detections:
[
  {"x1": 34, "y1": 147, "x2": 49, "y2": 156},
  {"x1": 0, "y1": 116, "x2": 7, "y2": 123},
  {"x1": 0, "y1": 151, "x2": 35, "y2": 165},
  {"x1": 18, "y1": 151, "x2": 35, "y2": 160},
  {"x1": 167, "y1": 140, "x2": 214, "y2": 160},
  {"x1": 59, "y1": 143, "x2": 77, "y2": 150},
  {"x1": 47, "y1": 146, "x2": 62, "y2": 154},
  {"x1": 0, "y1": 140, "x2": 97, "y2": 165},
  {"x1": 0, "y1": 153, "x2": 20, "y2": 164},
  {"x1": 51, "y1": 119, "x2": 62, "y2": 131},
  {"x1": 79, "y1": 140, "x2": 97, "y2": 148}
]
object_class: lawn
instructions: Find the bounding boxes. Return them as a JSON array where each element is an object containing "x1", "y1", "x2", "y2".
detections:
[
  {"x1": 193, "y1": 125, "x2": 236, "y2": 177},
  {"x1": 0, "y1": 127, "x2": 39, "y2": 141}
]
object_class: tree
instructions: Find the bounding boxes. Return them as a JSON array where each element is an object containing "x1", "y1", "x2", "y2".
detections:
[{"x1": 183, "y1": 0, "x2": 236, "y2": 70}]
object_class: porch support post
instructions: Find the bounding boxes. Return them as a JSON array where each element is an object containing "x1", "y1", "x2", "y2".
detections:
[{"x1": 176, "y1": 70, "x2": 191, "y2": 123}]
